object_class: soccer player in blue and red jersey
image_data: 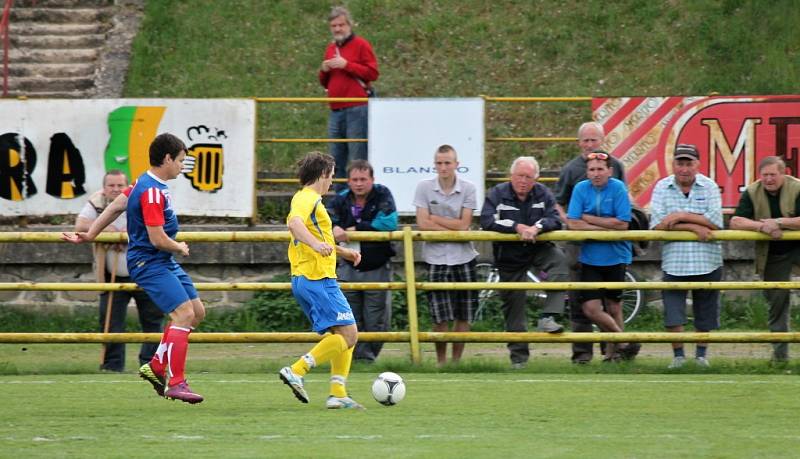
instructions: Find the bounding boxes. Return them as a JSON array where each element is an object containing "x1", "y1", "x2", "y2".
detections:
[
  {"x1": 278, "y1": 151, "x2": 365, "y2": 409},
  {"x1": 63, "y1": 133, "x2": 205, "y2": 404}
]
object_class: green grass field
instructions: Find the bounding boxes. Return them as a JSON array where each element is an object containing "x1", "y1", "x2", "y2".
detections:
[
  {"x1": 2, "y1": 343, "x2": 800, "y2": 458},
  {"x1": 3, "y1": 371, "x2": 799, "y2": 458},
  {"x1": 126, "y1": 0, "x2": 800, "y2": 174}
]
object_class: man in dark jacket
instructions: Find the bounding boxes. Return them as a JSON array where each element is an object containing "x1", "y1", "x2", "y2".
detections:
[
  {"x1": 326, "y1": 160, "x2": 397, "y2": 363},
  {"x1": 480, "y1": 156, "x2": 569, "y2": 368}
]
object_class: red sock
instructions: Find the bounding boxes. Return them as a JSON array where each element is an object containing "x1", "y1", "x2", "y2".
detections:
[
  {"x1": 166, "y1": 325, "x2": 191, "y2": 386},
  {"x1": 149, "y1": 322, "x2": 172, "y2": 376}
]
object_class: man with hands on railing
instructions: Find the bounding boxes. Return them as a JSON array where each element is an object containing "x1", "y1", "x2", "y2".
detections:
[
  {"x1": 554, "y1": 121, "x2": 630, "y2": 364},
  {"x1": 729, "y1": 156, "x2": 800, "y2": 364},
  {"x1": 566, "y1": 151, "x2": 640, "y2": 361},
  {"x1": 649, "y1": 144, "x2": 723, "y2": 369},
  {"x1": 326, "y1": 159, "x2": 397, "y2": 364},
  {"x1": 480, "y1": 156, "x2": 569, "y2": 369},
  {"x1": 75, "y1": 170, "x2": 163, "y2": 373}
]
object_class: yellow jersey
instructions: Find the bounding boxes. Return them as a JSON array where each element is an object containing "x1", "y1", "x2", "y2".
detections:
[{"x1": 286, "y1": 187, "x2": 337, "y2": 279}]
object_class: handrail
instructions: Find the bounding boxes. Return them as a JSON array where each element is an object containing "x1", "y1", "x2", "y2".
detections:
[
  {"x1": 2, "y1": 281, "x2": 800, "y2": 292},
  {"x1": 1, "y1": 331, "x2": 798, "y2": 344},
  {"x1": 254, "y1": 177, "x2": 556, "y2": 184},
  {"x1": 255, "y1": 96, "x2": 585, "y2": 145},
  {"x1": 1, "y1": 227, "x2": 794, "y2": 359},
  {"x1": 3, "y1": 229, "x2": 799, "y2": 243},
  {"x1": 0, "y1": 0, "x2": 12, "y2": 98}
]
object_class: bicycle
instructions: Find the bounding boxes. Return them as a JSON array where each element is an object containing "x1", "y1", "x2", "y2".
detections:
[{"x1": 474, "y1": 262, "x2": 644, "y2": 324}]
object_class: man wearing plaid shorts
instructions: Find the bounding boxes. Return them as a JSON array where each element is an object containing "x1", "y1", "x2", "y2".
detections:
[
  {"x1": 413, "y1": 145, "x2": 479, "y2": 366},
  {"x1": 650, "y1": 144, "x2": 723, "y2": 369}
]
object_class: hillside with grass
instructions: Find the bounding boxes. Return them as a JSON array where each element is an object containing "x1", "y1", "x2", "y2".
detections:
[{"x1": 125, "y1": 0, "x2": 800, "y2": 172}]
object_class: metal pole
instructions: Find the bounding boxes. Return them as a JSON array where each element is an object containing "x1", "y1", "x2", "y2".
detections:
[{"x1": 403, "y1": 226, "x2": 421, "y2": 364}]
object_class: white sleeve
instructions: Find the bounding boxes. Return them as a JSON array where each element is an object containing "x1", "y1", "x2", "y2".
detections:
[{"x1": 77, "y1": 202, "x2": 98, "y2": 221}]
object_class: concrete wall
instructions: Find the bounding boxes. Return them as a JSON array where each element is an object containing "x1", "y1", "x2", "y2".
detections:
[{"x1": 0, "y1": 224, "x2": 765, "y2": 311}]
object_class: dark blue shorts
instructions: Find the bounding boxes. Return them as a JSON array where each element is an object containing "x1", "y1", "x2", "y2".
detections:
[
  {"x1": 292, "y1": 276, "x2": 355, "y2": 334},
  {"x1": 662, "y1": 267, "x2": 722, "y2": 331},
  {"x1": 130, "y1": 259, "x2": 198, "y2": 314}
]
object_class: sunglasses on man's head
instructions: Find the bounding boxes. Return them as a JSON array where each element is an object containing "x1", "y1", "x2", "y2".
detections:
[{"x1": 586, "y1": 152, "x2": 608, "y2": 160}]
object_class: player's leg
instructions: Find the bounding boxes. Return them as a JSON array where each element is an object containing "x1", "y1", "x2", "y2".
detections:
[
  {"x1": 134, "y1": 262, "x2": 201, "y2": 403},
  {"x1": 327, "y1": 323, "x2": 364, "y2": 409},
  {"x1": 281, "y1": 277, "x2": 353, "y2": 404}
]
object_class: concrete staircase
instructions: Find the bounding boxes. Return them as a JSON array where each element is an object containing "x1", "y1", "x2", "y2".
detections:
[{"x1": 4, "y1": 0, "x2": 139, "y2": 98}]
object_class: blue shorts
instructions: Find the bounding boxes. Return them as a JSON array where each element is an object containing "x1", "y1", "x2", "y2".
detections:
[
  {"x1": 292, "y1": 276, "x2": 355, "y2": 334},
  {"x1": 662, "y1": 267, "x2": 722, "y2": 331},
  {"x1": 130, "y1": 259, "x2": 198, "y2": 314}
]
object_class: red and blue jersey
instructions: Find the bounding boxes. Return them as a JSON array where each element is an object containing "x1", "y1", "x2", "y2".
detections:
[{"x1": 123, "y1": 171, "x2": 179, "y2": 267}]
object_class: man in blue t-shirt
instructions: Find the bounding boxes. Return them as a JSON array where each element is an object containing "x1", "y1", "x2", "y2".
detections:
[{"x1": 566, "y1": 151, "x2": 638, "y2": 361}]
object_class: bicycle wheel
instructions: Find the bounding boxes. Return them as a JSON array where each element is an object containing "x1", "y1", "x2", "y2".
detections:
[
  {"x1": 622, "y1": 270, "x2": 643, "y2": 324},
  {"x1": 474, "y1": 262, "x2": 500, "y2": 322}
]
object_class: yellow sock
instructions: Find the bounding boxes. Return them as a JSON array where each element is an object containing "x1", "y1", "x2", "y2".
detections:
[
  {"x1": 330, "y1": 345, "x2": 354, "y2": 398},
  {"x1": 290, "y1": 333, "x2": 347, "y2": 377}
]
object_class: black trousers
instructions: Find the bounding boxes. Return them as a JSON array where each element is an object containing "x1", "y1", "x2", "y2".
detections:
[{"x1": 99, "y1": 275, "x2": 164, "y2": 372}]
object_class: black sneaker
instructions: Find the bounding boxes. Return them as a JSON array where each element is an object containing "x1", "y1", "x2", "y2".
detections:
[{"x1": 617, "y1": 343, "x2": 641, "y2": 361}]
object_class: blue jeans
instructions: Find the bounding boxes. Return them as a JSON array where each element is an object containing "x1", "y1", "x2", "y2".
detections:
[{"x1": 328, "y1": 104, "x2": 368, "y2": 180}]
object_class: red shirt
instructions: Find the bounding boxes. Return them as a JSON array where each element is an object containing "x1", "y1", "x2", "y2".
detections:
[{"x1": 318, "y1": 34, "x2": 379, "y2": 110}]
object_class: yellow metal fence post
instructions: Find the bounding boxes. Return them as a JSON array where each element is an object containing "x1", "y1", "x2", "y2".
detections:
[{"x1": 403, "y1": 225, "x2": 422, "y2": 364}]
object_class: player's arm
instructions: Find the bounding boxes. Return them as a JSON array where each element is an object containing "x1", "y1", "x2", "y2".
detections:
[
  {"x1": 62, "y1": 193, "x2": 128, "y2": 243},
  {"x1": 145, "y1": 225, "x2": 189, "y2": 256},
  {"x1": 288, "y1": 216, "x2": 334, "y2": 256},
  {"x1": 334, "y1": 244, "x2": 361, "y2": 266},
  {"x1": 75, "y1": 214, "x2": 121, "y2": 233}
]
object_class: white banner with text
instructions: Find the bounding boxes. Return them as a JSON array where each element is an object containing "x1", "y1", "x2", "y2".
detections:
[
  {"x1": 0, "y1": 99, "x2": 255, "y2": 217},
  {"x1": 369, "y1": 98, "x2": 485, "y2": 214}
]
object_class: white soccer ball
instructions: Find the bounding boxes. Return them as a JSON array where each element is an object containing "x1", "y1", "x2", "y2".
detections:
[{"x1": 371, "y1": 371, "x2": 406, "y2": 406}]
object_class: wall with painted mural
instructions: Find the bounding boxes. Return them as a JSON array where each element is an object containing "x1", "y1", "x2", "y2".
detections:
[
  {"x1": 0, "y1": 99, "x2": 255, "y2": 217},
  {"x1": 594, "y1": 95, "x2": 800, "y2": 208}
]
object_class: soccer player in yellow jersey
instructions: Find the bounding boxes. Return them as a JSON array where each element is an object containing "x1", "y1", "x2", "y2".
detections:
[{"x1": 279, "y1": 151, "x2": 365, "y2": 409}]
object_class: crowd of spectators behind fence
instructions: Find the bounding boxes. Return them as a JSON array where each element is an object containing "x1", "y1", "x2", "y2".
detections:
[
  {"x1": 63, "y1": 6, "x2": 797, "y2": 371},
  {"x1": 322, "y1": 141, "x2": 796, "y2": 369}
]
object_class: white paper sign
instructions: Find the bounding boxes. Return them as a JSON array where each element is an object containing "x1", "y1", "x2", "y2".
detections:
[
  {"x1": 369, "y1": 98, "x2": 485, "y2": 214},
  {"x1": 0, "y1": 99, "x2": 255, "y2": 217}
]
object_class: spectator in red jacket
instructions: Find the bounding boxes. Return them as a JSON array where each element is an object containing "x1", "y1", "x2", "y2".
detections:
[{"x1": 319, "y1": 6, "x2": 379, "y2": 181}]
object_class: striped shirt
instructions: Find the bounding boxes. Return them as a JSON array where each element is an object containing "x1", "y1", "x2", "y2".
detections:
[
  {"x1": 124, "y1": 171, "x2": 179, "y2": 268},
  {"x1": 649, "y1": 173, "x2": 723, "y2": 276}
]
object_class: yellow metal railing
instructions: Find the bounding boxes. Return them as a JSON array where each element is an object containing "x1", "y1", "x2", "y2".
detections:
[
  {"x1": 1, "y1": 332, "x2": 798, "y2": 344},
  {"x1": 2, "y1": 228, "x2": 796, "y2": 363},
  {"x1": 4, "y1": 229, "x2": 799, "y2": 243},
  {"x1": 255, "y1": 96, "x2": 584, "y2": 186}
]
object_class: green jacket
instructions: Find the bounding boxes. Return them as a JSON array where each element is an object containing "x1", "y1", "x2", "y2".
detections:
[{"x1": 746, "y1": 175, "x2": 800, "y2": 274}]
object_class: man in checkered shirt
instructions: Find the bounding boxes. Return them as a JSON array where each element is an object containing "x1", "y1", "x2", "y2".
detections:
[{"x1": 649, "y1": 144, "x2": 723, "y2": 369}]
